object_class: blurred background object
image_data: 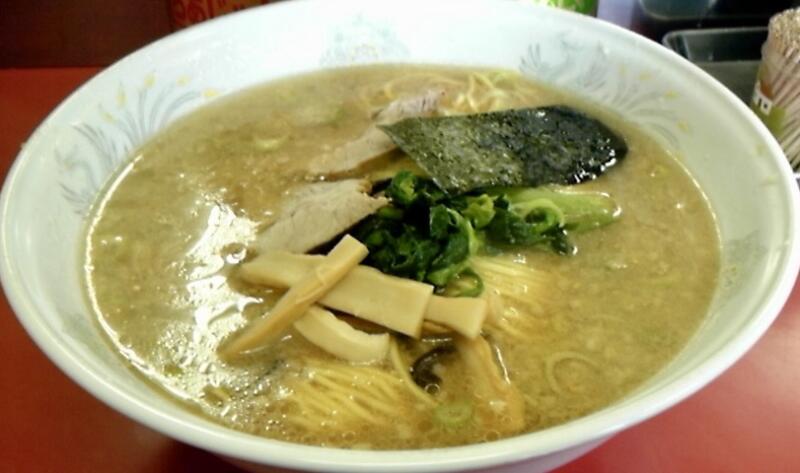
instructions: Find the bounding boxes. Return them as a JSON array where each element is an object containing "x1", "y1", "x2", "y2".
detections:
[
  {"x1": 662, "y1": 27, "x2": 766, "y2": 101},
  {"x1": 634, "y1": 0, "x2": 798, "y2": 39},
  {"x1": 0, "y1": 0, "x2": 798, "y2": 67},
  {"x1": 169, "y1": 0, "x2": 276, "y2": 29},
  {"x1": 657, "y1": 0, "x2": 799, "y2": 106},
  {"x1": 750, "y1": 8, "x2": 800, "y2": 170},
  {"x1": 0, "y1": 0, "x2": 172, "y2": 67},
  {"x1": 0, "y1": 0, "x2": 284, "y2": 67},
  {"x1": 521, "y1": 0, "x2": 598, "y2": 16}
]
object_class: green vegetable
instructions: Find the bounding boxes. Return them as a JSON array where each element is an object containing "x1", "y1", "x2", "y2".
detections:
[
  {"x1": 483, "y1": 187, "x2": 619, "y2": 253},
  {"x1": 380, "y1": 106, "x2": 628, "y2": 194},
  {"x1": 438, "y1": 268, "x2": 484, "y2": 298},
  {"x1": 460, "y1": 194, "x2": 496, "y2": 229},
  {"x1": 497, "y1": 187, "x2": 619, "y2": 232},
  {"x1": 485, "y1": 199, "x2": 572, "y2": 254},
  {"x1": 354, "y1": 173, "x2": 481, "y2": 291},
  {"x1": 386, "y1": 170, "x2": 420, "y2": 206},
  {"x1": 427, "y1": 206, "x2": 474, "y2": 286},
  {"x1": 385, "y1": 170, "x2": 446, "y2": 207},
  {"x1": 433, "y1": 400, "x2": 473, "y2": 429},
  {"x1": 354, "y1": 172, "x2": 620, "y2": 292}
]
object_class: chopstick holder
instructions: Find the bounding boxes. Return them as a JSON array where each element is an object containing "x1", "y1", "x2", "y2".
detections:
[{"x1": 751, "y1": 8, "x2": 800, "y2": 171}]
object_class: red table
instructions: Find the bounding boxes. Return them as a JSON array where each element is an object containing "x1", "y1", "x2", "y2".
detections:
[{"x1": 2, "y1": 67, "x2": 799, "y2": 473}]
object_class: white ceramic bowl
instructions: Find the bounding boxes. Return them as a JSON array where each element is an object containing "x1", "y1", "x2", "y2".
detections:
[{"x1": 2, "y1": 1, "x2": 799, "y2": 472}]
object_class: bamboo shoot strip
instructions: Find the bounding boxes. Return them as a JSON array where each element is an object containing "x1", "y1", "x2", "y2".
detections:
[
  {"x1": 222, "y1": 235, "x2": 368, "y2": 357},
  {"x1": 425, "y1": 295, "x2": 488, "y2": 339},
  {"x1": 240, "y1": 253, "x2": 488, "y2": 337},
  {"x1": 293, "y1": 305, "x2": 390, "y2": 363},
  {"x1": 239, "y1": 252, "x2": 433, "y2": 337}
]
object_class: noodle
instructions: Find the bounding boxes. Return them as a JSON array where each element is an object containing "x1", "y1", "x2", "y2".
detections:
[{"x1": 279, "y1": 359, "x2": 411, "y2": 430}]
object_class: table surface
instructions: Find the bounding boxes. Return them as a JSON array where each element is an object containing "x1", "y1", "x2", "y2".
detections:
[{"x1": 3, "y1": 23, "x2": 800, "y2": 473}]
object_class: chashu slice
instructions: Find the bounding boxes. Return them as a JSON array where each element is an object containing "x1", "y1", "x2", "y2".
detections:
[
  {"x1": 309, "y1": 88, "x2": 445, "y2": 176},
  {"x1": 253, "y1": 179, "x2": 387, "y2": 254}
]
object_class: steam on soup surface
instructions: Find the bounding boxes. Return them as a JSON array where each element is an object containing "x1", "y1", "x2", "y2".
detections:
[{"x1": 84, "y1": 65, "x2": 719, "y2": 449}]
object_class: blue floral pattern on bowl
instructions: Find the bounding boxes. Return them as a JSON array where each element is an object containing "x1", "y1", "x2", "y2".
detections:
[{"x1": 56, "y1": 75, "x2": 205, "y2": 216}]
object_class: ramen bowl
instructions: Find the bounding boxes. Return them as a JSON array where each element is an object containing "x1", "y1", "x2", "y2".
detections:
[{"x1": 1, "y1": 1, "x2": 798, "y2": 472}]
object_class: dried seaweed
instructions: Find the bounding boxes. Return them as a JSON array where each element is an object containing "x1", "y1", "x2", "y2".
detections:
[{"x1": 380, "y1": 106, "x2": 627, "y2": 194}]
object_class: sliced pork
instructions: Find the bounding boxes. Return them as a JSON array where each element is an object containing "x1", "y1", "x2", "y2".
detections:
[
  {"x1": 309, "y1": 88, "x2": 445, "y2": 176},
  {"x1": 253, "y1": 179, "x2": 387, "y2": 254}
]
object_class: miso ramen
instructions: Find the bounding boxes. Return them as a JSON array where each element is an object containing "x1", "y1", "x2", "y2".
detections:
[{"x1": 84, "y1": 65, "x2": 719, "y2": 449}]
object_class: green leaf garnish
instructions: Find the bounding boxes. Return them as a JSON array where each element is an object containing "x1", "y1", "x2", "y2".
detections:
[{"x1": 354, "y1": 171, "x2": 621, "y2": 293}]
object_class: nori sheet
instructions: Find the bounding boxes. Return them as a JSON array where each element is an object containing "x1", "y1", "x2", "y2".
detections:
[{"x1": 380, "y1": 106, "x2": 628, "y2": 194}]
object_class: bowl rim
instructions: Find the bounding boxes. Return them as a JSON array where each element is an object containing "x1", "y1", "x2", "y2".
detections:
[{"x1": 2, "y1": 0, "x2": 800, "y2": 471}]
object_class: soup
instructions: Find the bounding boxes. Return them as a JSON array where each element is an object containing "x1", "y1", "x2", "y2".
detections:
[{"x1": 84, "y1": 65, "x2": 719, "y2": 449}]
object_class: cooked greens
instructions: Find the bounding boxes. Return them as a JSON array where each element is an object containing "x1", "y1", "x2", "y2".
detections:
[
  {"x1": 353, "y1": 171, "x2": 620, "y2": 293},
  {"x1": 493, "y1": 187, "x2": 619, "y2": 232},
  {"x1": 485, "y1": 186, "x2": 619, "y2": 252},
  {"x1": 380, "y1": 106, "x2": 628, "y2": 194},
  {"x1": 353, "y1": 172, "x2": 478, "y2": 289}
]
